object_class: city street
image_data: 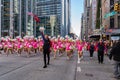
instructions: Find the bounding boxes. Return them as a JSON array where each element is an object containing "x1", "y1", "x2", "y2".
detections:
[
  {"x1": 0, "y1": 51, "x2": 116, "y2": 80},
  {"x1": 0, "y1": 0, "x2": 120, "y2": 80}
]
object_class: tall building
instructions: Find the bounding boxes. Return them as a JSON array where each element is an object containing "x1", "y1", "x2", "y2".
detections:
[
  {"x1": 88, "y1": 0, "x2": 98, "y2": 39},
  {"x1": 25, "y1": 0, "x2": 35, "y2": 36},
  {"x1": 98, "y1": 0, "x2": 120, "y2": 40},
  {"x1": 92, "y1": 0, "x2": 97, "y2": 31},
  {"x1": 64, "y1": 0, "x2": 71, "y2": 35},
  {"x1": 88, "y1": 0, "x2": 120, "y2": 40},
  {"x1": 35, "y1": 0, "x2": 71, "y2": 37},
  {"x1": 109, "y1": 0, "x2": 120, "y2": 29},
  {"x1": 82, "y1": 0, "x2": 91, "y2": 40},
  {"x1": 81, "y1": 13, "x2": 84, "y2": 40},
  {"x1": 1, "y1": 0, "x2": 11, "y2": 37},
  {"x1": 0, "y1": 0, "x2": 71, "y2": 38},
  {"x1": 0, "y1": 0, "x2": 35, "y2": 38}
]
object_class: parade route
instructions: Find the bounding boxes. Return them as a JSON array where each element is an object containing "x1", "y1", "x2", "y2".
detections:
[
  {"x1": 76, "y1": 51, "x2": 115, "y2": 80},
  {"x1": 0, "y1": 51, "x2": 117, "y2": 80},
  {"x1": 0, "y1": 52, "x2": 77, "y2": 80}
]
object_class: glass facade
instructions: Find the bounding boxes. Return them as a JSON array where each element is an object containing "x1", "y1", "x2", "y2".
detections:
[
  {"x1": 1, "y1": 0, "x2": 22, "y2": 37},
  {"x1": 2, "y1": 0, "x2": 10, "y2": 36},
  {"x1": 36, "y1": 0, "x2": 62, "y2": 36},
  {"x1": 0, "y1": 0, "x2": 70, "y2": 37},
  {"x1": 36, "y1": 16, "x2": 60, "y2": 37},
  {"x1": 1, "y1": 0, "x2": 35, "y2": 37}
]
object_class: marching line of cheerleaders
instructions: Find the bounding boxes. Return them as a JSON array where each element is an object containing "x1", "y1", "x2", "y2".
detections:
[
  {"x1": 0, "y1": 35, "x2": 112, "y2": 59},
  {"x1": 0, "y1": 35, "x2": 85, "y2": 60},
  {"x1": 0, "y1": 33, "x2": 116, "y2": 68}
]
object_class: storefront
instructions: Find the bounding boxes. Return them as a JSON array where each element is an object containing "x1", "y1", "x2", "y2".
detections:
[{"x1": 106, "y1": 29, "x2": 120, "y2": 41}]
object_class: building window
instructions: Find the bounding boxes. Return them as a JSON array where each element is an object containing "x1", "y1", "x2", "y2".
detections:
[
  {"x1": 110, "y1": 18, "x2": 114, "y2": 29},
  {"x1": 110, "y1": 0, "x2": 114, "y2": 6}
]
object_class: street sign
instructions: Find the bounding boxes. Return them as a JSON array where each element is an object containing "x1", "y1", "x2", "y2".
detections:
[{"x1": 104, "y1": 11, "x2": 117, "y2": 19}]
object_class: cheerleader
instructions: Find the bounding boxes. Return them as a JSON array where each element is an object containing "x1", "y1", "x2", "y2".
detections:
[
  {"x1": 53, "y1": 39, "x2": 58, "y2": 59},
  {"x1": 32, "y1": 38, "x2": 39, "y2": 54},
  {"x1": 66, "y1": 40, "x2": 73, "y2": 60},
  {"x1": 24, "y1": 36, "x2": 32, "y2": 57},
  {"x1": 17, "y1": 40, "x2": 23, "y2": 56},
  {"x1": 77, "y1": 41, "x2": 83, "y2": 60},
  {"x1": 2, "y1": 38, "x2": 7, "y2": 53},
  {"x1": 6, "y1": 38, "x2": 13, "y2": 56},
  {"x1": 58, "y1": 37, "x2": 64, "y2": 56}
]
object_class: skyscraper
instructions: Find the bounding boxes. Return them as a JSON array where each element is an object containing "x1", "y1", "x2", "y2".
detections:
[
  {"x1": 83, "y1": 0, "x2": 91, "y2": 40},
  {"x1": 35, "y1": 0, "x2": 71, "y2": 37},
  {"x1": 0, "y1": 0, "x2": 71, "y2": 37},
  {"x1": 0, "y1": 0, "x2": 35, "y2": 38}
]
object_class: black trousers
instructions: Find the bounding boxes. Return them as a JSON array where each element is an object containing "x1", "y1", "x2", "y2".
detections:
[
  {"x1": 43, "y1": 49, "x2": 50, "y2": 66},
  {"x1": 89, "y1": 50, "x2": 94, "y2": 57},
  {"x1": 98, "y1": 50, "x2": 104, "y2": 63}
]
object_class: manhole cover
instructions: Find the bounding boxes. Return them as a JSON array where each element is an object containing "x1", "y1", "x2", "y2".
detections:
[{"x1": 85, "y1": 73, "x2": 93, "y2": 77}]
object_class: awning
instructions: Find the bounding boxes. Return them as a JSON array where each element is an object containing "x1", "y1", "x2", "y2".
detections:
[
  {"x1": 89, "y1": 34, "x2": 100, "y2": 38},
  {"x1": 106, "y1": 29, "x2": 120, "y2": 35}
]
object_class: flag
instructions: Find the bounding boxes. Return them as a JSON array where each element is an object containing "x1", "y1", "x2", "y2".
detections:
[
  {"x1": 27, "y1": 12, "x2": 34, "y2": 16},
  {"x1": 27, "y1": 12, "x2": 40, "y2": 23},
  {"x1": 33, "y1": 15, "x2": 40, "y2": 23}
]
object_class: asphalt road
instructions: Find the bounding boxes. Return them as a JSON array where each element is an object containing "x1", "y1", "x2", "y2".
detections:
[
  {"x1": 76, "y1": 51, "x2": 116, "y2": 80},
  {"x1": 0, "y1": 50, "x2": 117, "y2": 80}
]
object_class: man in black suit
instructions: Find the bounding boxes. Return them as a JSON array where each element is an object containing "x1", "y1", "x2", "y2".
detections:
[
  {"x1": 97, "y1": 40, "x2": 105, "y2": 64},
  {"x1": 40, "y1": 29, "x2": 51, "y2": 68}
]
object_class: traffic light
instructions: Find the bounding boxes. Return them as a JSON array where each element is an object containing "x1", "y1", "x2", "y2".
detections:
[{"x1": 114, "y1": 3, "x2": 119, "y2": 11}]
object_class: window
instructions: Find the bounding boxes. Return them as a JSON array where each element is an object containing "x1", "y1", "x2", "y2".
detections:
[
  {"x1": 110, "y1": 18, "x2": 114, "y2": 29},
  {"x1": 110, "y1": 0, "x2": 114, "y2": 6}
]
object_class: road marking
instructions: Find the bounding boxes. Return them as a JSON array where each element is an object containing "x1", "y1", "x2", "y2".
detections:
[
  {"x1": 77, "y1": 55, "x2": 80, "y2": 63},
  {"x1": 77, "y1": 58, "x2": 80, "y2": 63},
  {"x1": 77, "y1": 67, "x2": 81, "y2": 72}
]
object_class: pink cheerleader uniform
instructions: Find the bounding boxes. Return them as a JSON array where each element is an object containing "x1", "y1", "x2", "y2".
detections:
[
  {"x1": 2, "y1": 42, "x2": 7, "y2": 48},
  {"x1": 53, "y1": 43, "x2": 58, "y2": 51},
  {"x1": 27, "y1": 43, "x2": 32, "y2": 48},
  {"x1": 60, "y1": 43, "x2": 64, "y2": 48},
  {"x1": 17, "y1": 42, "x2": 23, "y2": 49},
  {"x1": 66, "y1": 43, "x2": 72, "y2": 51},
  {"x1": 58, "y1": 41, "x2": 62, "y2": 49},
  {"x1": 77, "y1": 44, "x2": 83, "y2": 52},
  {"x1": 7, "y1": 42, "x2": 13, "y2": 49},
  {"x1": 33, "y1": 41, "x2": 38, "y2": 49}
]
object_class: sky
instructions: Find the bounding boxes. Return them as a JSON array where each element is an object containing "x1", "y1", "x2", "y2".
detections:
[{"x1": 71, "y1": 0, "x2": 84, "y2": 36}]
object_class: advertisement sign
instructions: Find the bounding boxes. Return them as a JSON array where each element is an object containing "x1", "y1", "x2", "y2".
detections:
[{"x1": 111, "y1": 36, "x2": 120, "y2": 40}]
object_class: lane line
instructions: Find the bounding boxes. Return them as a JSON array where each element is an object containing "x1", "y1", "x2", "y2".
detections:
[{"x1": 77, "y1": 67, "x2": 81, "y2": 72}]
